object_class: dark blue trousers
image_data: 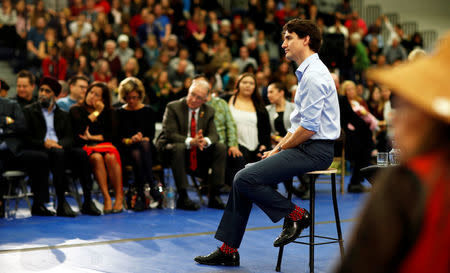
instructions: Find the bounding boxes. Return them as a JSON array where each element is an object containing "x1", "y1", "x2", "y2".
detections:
[{"x1": 215, "y1": 140, "x2": 334, "y2": 248}]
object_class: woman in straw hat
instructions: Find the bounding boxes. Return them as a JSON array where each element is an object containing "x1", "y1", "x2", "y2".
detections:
[{"x1": 335, "y1": 35, "x2": 450, "y2": 272}]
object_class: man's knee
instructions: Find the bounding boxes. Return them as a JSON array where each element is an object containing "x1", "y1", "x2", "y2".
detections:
[
  {"x1": 20, "y1": 150, "x2": 48, "y2": 165},
  {"x1": 49, "y1": 148, "x2": 66, "y2": 161},
  {"x1": 169, "y1": 143, "x2": 186, "y2": 160},
  {"x1": 233, "y1": 168, "x2": 254, "y2": 191}
]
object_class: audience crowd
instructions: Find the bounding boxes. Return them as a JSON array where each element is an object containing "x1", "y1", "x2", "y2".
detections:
[{"x1": 0, "y1": 0, "x2": 426, "y2": 217}]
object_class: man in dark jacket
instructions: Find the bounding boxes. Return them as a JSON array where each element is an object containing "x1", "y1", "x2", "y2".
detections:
[
  {"x1": 156, "y1": 80, "x2": 226, "y2": 211},
  {"x1": 0, "y1": 97, "x2": 27, "y2": 217},
  {"x1": 22, "y1": 77, "x2": 100, "y2": 216}
]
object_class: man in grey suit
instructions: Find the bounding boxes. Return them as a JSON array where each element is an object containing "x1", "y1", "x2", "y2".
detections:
[{"x1": 157, "y1": 80, "x2": 226, "y2": 210}]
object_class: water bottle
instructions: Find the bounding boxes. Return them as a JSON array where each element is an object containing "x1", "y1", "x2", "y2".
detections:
[
  {"x1": 143, "y1": 183, "x2": 151, "y2": 208},
  {"x1": 166, "y1": 186, "x2": 176, "y2": 210},
  {"x1": 389, "y1": 141, "x2": 401, "y2": 165}
]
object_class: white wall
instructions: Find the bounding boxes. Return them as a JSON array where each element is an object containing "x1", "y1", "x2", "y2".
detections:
[
  {"x1": 363, "y1": 0, "x2": 450, "y2": 40},
  {"x1": 364, "y1": 0, "x2": 449, "y2": 17}
]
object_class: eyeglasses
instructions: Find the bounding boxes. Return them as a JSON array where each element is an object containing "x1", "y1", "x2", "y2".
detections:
[
  {"x1": 189, "y1": 92, "x2": 207, "y2": 101},
  {"x1": 125, "y1": 95, "x2": 141, "y2": 101},
  {"x1": 39, "y1": 87, "x2": 53, "y2": 94}
]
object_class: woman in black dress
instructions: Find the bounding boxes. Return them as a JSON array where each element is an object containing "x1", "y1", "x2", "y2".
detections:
[
  {"x1": 116, "y1": 77, "x2": 162, "y2": 210},
  {"x1": 70, "y1": 82, "x2": 124, "y2": 214}
]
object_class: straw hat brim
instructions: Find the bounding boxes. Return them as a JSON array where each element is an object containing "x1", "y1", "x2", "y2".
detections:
[{"x1": 367, "y1": 33, "x2": 450, "y2": 124}]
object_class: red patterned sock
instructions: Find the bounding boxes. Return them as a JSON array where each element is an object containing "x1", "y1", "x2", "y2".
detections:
[
  {"x1": 220, "y1": 243, "x2": 238, "y2": 254},
  {"x1": 288, "y1": 205, "x2": 307, "y2": 221}
]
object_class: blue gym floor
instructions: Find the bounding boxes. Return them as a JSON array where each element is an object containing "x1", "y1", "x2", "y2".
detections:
[{"x1": 0, "y1": 175, "x2": 371, "y2": 273}]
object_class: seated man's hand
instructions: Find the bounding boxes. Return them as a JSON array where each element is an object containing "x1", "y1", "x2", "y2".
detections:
[
  {"x1": 228, "y1": 146, "x2": 243, "y2": 158},
  {"x1": 197, "y1": 138, "x2": 207, "y2": 151},
  {"x1": 190, "y1": 129, "x2": 207, "y2": 150},
  {"x1": 44, "y1": 139, "x2": 62, "y2": 149},
  {"x1": 262, "y1": 148, "x2": 279, "y2": 159}
]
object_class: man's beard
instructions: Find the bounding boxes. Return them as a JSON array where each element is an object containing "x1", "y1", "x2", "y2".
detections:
[{"x1": 39, "y1": 97, "x2": 53, "y2": 109}]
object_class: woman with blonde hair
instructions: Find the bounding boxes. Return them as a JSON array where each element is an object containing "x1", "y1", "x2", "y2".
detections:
[
  {"x1": 341, "y1": 80, "x2": 379, "y2": 131},
  {"x1": 340, "y1": 79, "x2": 375, "y2": 192},
  {"x1": 116, "y1": 77, "x2": 162, "y2": 211}
]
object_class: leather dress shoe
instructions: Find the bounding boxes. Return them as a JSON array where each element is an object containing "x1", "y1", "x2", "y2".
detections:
[
  {"x1": 208, "y1": 195, "x2": 225, "y2": 209},
  {"x1": 81, "y1": 200, "x2": 101, "y2": 216},
  {"x1": 194, "y1": 248, "x2": 240, "y2": 266},
  {"x1": 177, "y1": 197, "x2": 200, "y2": 211},
  {"x1": 291, "y1": 183, "x2": 310, "y2": 200},
  {"x1": 56, "y1": 200, "x2": 77, "y2": 217},
  {"x1": 348, "y1": 183, "x2": 369, "y2": 193},
  {"x1": 273, "y1": 210, "x2": 311, "y2": 247},
  {"x1": 218, "y1": 184, "x2": 231, "y2": 194},
  {"x1": 31, "y1": 203, "x2": 56, "y2": 216},
  {"x1": 299, "y1": 189, "x2": 310, "y2": 200}
]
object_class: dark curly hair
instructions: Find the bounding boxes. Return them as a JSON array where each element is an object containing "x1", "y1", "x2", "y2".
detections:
[
  {"x1": 83, "y1": 81, "x2": 111, "y2": 110},
  {"x1": 282, "y1": 18, "x2": 322, "y2": 53}
]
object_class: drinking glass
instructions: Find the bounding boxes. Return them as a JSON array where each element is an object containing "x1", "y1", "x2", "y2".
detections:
[{"x1": 377, "y1": 152, "x2": 389, "y2": 166}]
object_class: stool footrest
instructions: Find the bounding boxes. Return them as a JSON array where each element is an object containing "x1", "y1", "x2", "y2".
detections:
[
  {"x1": 292, "y1": 240, "x2": 341, "y2": 246},
  {"x1": 293, "y1": 235, "x2": 342, "y2": 246}
]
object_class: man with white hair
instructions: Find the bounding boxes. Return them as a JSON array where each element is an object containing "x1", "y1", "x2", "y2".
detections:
[
  {"x1": 156, "y1": 80, "x2": 227, "y2": 211},
  {"x1": 102, "y1": 40, "x2": 122, "y2": 77},
  {"x1": 115, "y1": 34, "x2": 134, "y2": 67},
  {"x1": 384, "y1": 37, "x2": 407, "y2": 64}
]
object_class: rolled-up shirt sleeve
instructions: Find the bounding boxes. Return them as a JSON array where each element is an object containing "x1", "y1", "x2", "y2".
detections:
[
  {"x1": 288, "y1": 72, "x2": 326, "y2": 133},
  {"x1": 299, "y1": 75, "x2": 326, "y2": 132}
]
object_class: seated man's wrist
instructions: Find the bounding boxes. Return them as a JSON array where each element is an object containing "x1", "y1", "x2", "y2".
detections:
[
  {"x1": 185, "y1": 137, "x2": 193, "y2": 149},
  {"x1": 204, "y1": 137, "x2": 212, "y2": 147}
]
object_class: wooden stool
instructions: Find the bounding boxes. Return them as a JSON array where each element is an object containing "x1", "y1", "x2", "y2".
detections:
[
  {"x1": 276, "y1": 168, "x2": 344, "y2": 272},
  {"x1": 2, "y1": 170, "x2": 32, "y2": 217}
]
